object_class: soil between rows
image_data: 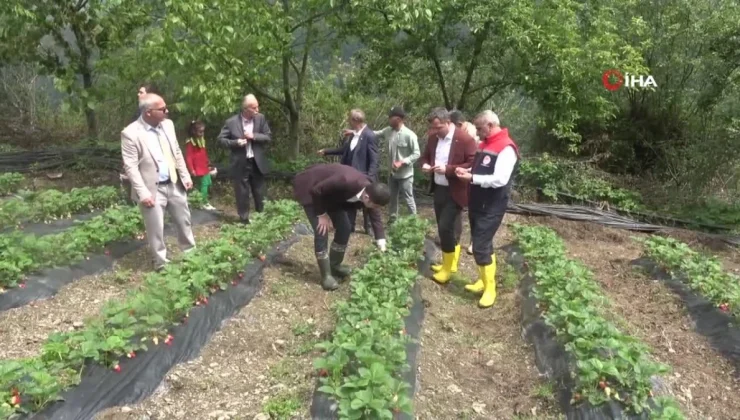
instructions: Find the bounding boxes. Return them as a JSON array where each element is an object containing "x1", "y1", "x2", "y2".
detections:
[
  {"x1": 95, "y1": 231, "x2": 374, "y2": 420},
  {"x1": 537, "y1": 217, "x2": 740, "y2": 420},
  {"x1": 414, "y1": 208, "x2": 560, "y2": 419},
  {"x1": 0, "y1": 224, "x2": 223, "y2": 361}
]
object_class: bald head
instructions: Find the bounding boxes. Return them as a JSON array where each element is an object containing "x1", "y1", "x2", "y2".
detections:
[
  {"x1": 241, "y1": 94, "x2": 259, "y2": 118},
  {"x1": 139, "y1": 93, "x2": 167, "y2": 125}
]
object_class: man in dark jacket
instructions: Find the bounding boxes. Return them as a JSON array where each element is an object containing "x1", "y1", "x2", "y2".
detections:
[
  {"x1": 318, "y1": 108, "x2": 379, "y2": 236},
  {"x1": 217, "y1": 94, "x2": 272, "y2": 224},
  {"x1": 293, "y1": 163, "x2": 390, "y2": 290}
]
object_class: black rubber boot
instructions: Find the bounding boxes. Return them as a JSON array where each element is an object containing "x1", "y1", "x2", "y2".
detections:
[
  {"x1": 329, "y1": 248, "x2": 351, "y2": 280},
  {"x1": 317, "y1": 257, "x2": 339, "y2": 291}
]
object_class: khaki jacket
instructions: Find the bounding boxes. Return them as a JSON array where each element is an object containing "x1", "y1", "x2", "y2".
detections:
[{"x1": 121, "y1": 118, "x2": 191, "y2": 203}]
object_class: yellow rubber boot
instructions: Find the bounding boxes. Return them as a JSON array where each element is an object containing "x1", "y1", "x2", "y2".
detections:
[
  {"x1": 478, "y1": 261, "x2": 497, "y2": 308},
  {"x1": 432, "y1": 251, "x2": 455, "y2": 284},
  {"x1": 432, "y1": 244, "x2": 461, "y2": 273},
  {"x1": 465, "y1": 254, "x2": 495, "y2": 294}
]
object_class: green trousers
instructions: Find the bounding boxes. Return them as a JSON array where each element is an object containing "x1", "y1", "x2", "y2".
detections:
[{"x1": 193, "y1": 173, "x2": 212, "y2": 199}]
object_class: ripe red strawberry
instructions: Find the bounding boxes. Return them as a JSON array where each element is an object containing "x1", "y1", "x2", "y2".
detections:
[
  {"x1": 202, "y1": 297, "x2": 208, "y2": 305},
  {"x1": 258, "y1": 255, "x2": 266, "y2": 262},
  {"x1": 719, "y1": 303, "x2": 729, "y2": 312},
  {"x1": 19, "y1": 283, "x2": 26, "y2": 289},
  {"x1": 127, "y1": 351, "x2": 136, "y2": 358},
  {"x1": 113, "y1": 364, "x2": 121, "y2": 372},
  {"x1": 318, "y1": 369, "x2": 328, "y2": 377},
  {"x1": 599, "y1": 381, "x2": 607, "y2": 389},
  {"x1": 10, "y1": 395, "x2": 20, "y2": 405}
]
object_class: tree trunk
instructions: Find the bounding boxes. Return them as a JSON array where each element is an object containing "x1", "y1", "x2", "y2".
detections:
[
  {"x1": 81, "y1": 67, "x2": 98, "y2": 139},
  {"x1": 289, "y1": 110, "x2": 300, "y2": 158}
]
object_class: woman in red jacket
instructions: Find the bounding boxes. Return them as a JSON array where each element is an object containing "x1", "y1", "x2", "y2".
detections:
[{"x1": 185, "y1": 120, "x2": 217, "y2": 210}]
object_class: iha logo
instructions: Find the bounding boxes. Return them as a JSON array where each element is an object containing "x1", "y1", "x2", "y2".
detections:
[{"x1": 602, "y1": 69, "x2": 657, "y2": 91}]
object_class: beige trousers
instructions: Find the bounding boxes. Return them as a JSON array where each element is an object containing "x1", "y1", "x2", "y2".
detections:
[{"x1": 139, "y1": 182, "x2": 196, "y2": 268}]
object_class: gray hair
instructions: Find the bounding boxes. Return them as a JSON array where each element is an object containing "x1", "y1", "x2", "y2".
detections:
[
  {"x1": 475, "y1": 110, "x2": 500, "y2": 127},
  {"x1": 348, "y1": 109, "x2": 365, "y2": 123},
  {"x1": 242, "y1": 93, "x2": 258, "y2": 107},
  {"x1": 138, "y1": 94, "x2": 161, "y2": 113},
  {"x1": 427, "y1": 107, "x2": 450, "y2": 123}
]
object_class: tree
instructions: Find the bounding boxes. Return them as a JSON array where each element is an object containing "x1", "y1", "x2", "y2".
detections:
[
  {"x1": 0, "y1": 0, "x2": 150, "y2": 138},
  {"x1": 150, "y1": 0, "x2": 346, "y2": 158}
]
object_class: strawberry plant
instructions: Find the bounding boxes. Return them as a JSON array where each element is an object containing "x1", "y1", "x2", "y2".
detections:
[
  {"x1": 0, "y1": 186, "x2": 125, "y2": 229},
  {"x1": 0, "y1": 173, "x2": 24, "y2": 196},
  {"x1": 0, "y1": 200, "x2": 300, "y2": 417},
  {"x1": 511, "y1": 224, "x2": 684, "y2": 419},
  {"x1": 313, "y1": 215, "x2": 429, "y2": 419},
  {"x1": 640, "y1": 236, "x2": 740, "y2": 319},
  {"x1": 0, "y1": 205, "x2": 144, "y2": 289}
]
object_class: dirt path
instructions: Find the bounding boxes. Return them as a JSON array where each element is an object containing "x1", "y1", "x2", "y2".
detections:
[
  {"x1": 539, "y1": 217, "x2": 740, "y2": 420},
  {"x1": 96, "y1": 232, "x2": 373, "y2": 420},
  {"x1": 0, "y1": 224, "x2": 222, "y2": 360},
  {"x1": 413, "y1": 208, "x2": 560, "y2": 419}
]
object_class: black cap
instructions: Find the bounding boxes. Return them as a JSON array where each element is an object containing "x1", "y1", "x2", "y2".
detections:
[{"x1": 389, "y1": 106, "x2": 406, "y2": 118}]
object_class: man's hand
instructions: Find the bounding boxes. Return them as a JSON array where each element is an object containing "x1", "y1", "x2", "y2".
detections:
[
  {"x1": 317, "y1": 149, "x2": 326, "y2": 156},
  {"x1": 392, "y1": 160, "x2": 404, "y2": 169},
  {"x1": 433, "y1": 165, "x2": 446, "y2": 174},
  {"x1": 140, "y1": 197, "x2": 155, "y2": 208},
  {"x1": 184, "y1": 180, "x2": 193, "y2": 190},
  {"x1": 421, "y1": 163, "x2": 433, "y2": 173},
  {"x1": 316, "y1": 213, "x2": 332, "y2": 235},
  {"x1": 377, "y1": 239, "x2": 387, "y2": 252},
  {"x1": 244, "y1": 131, "x2": 254, "y2": 140},
  {"x1": 456, "y1": 171, "x2": 473, "y2": 182},
  {"x1": 455, "y1": 167, "x2": 471, "y2": 176},
  {"x1": 237, "y1": 139, "x2": 248, "y2": 146}
]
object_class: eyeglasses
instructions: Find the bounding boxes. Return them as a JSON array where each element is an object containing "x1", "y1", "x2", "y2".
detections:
[{"x1": 149, "y1": 106, "x2": 168, "y2": 113}]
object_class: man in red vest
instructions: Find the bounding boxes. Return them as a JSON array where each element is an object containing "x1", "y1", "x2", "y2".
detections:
[{"x1": 455, "y1": 110, "x2": 520, "y2": 308}]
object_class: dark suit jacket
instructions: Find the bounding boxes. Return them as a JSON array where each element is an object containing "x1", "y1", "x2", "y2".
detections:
[
  {"x1": 217, "y1": 113, "x2": 272, "y2": 175},
  {"x1": 420, "y1": 126, "x2": 477, "y2": 208},
  {"x1": 323, "y1": 126, "x2": 379, "y2": 181},
  {"x1": 293, "y1": 163, "x2": 385, "y2": 239}
]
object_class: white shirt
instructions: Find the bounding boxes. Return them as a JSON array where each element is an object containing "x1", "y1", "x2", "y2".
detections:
[
  {"x1": 472, "y1": 146, "x2": 518, "y2": 188},
  {"x1": 140, "y1": 118, "x2": 170, "y2": 183},
  {"x1": 241, "y1": 116, "x2": 254, "y2": 159},
  {"x1": 346, "y1": 188, "x2": 385, "y2": 250},
  {"x1": 350, "y1": 125, "x2": 366, "y2": 151},
  {"x1": 434, "y1": 124, "x2": 455, "y2": 186}
]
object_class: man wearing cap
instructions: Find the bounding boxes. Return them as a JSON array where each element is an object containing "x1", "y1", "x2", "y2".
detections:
[{"x1": 373, "y1": 106, "x2": 421, "y2": 224}]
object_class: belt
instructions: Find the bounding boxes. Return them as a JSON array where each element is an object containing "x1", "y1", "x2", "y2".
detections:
[{"x1": 157, "y1": 179, "x2": 171, "y2": 185}]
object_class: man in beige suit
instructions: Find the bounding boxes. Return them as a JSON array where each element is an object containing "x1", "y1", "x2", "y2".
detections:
[{"x1": 121, "y1": 93, "x2": 196, "y2": 270}]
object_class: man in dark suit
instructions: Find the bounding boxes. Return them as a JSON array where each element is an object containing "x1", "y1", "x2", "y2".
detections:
[
  {"x1": 319, "y1": 108, "x2": 379, "y2": 236},
  {"x1": 293, "y1": 163, "x2": 390, "y2": 291},
  {"x1": 420, "y1": 107, "x2": 477, "y2": 283},
  {"x1": 217, "y1": 94, "x2": 272, "y2": 224}
]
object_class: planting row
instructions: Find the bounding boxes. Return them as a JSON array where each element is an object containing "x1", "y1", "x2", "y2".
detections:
[
  {"x1": 313, "y1": 215, "x2": 429, "y2": 419},
  {"x1": 0, "y1": 199, "x2": 301, "y2": 418},
  {"x1": 0, "y1": 185, "x2": 124, "y2": 229},
  {"x1": 640, "y1": 236, "x2": 739, "y2": 318},
  {"x1": 0, "y1": 173, "x2": 24, "y2": 196},
  {"x1": 0, "y1": 205, "x2": 144, "y2": 289},
  {"x1": 0, "y1": 192, "x2": 214, "y2": 289},
  {"x1": 511, "y1": 224, "x2": 684, "y2": 419}
]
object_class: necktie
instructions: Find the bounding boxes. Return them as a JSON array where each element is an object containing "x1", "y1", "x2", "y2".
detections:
[{"x1": 156, "y1": 127, "x2": 178, "y2": 184}]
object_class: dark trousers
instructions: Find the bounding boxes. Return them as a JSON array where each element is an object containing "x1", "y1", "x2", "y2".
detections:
[
  {"x1": 346, "y1": 206, "x2": 372, "y2": 233},
  {"x1": 233, "y1": 158, "x2": 265, "y2": 221},
  {"x1": 433, "y1": 185, "x2": 463, "y2": 253},
  {"x1": 303, "y1": 205, "x2": 352, "y2": 258},
  {"x1": 469, "y1": 207, "x2": 506, "y2": 266}
]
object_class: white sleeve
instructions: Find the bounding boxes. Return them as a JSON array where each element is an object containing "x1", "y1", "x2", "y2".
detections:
[{"x1": 471, "y1": 146, "x2": 517, "y2": 188}]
